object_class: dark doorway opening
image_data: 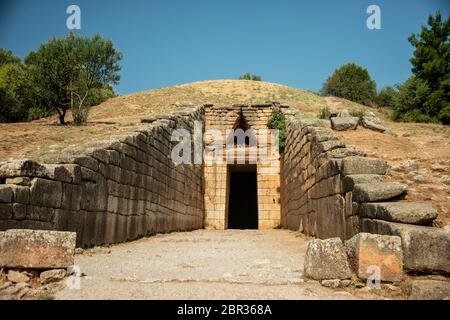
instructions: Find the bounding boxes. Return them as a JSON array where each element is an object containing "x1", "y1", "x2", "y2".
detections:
[{"x1": 227, "y1": 166, "x2": 258, "y2": 229}]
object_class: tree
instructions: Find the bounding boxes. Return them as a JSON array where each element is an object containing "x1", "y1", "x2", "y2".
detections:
[
  {"x1": 0, "y1": 49, "x2": 21, "y2": 65},
  {"x1": 392, "y1": 76, "x2": 433, "y2": 123},
  {"x1": 239, "y1": 72, "x2": 262, "y2": 81},
  {"x1": 406, "y1": 11, "x2": 450, "y2": 124},
  {"x1": 26, "y1": 33, "x2": 122, "y2": 125},
  {"x1": 0, "y1": 51, "x2": 35, "y2": 123},
  {"x1": 375, "y1": 86, "x2": 397, "y2": 108},
  {"x1": 321, "y1": 63, "x2": 377, "y2": 106}
]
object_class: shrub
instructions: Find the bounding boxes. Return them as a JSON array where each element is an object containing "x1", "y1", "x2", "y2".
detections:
[
  {"x1": 267, "y1": 109, "x2": 286, "y2": 151},
  {"x1": 391, "y1": 76, "x2": 432, "y2": 122},
  {"x1": 321, "y1": 63, "x2": 377, "y2": 106},
  {"x1": 239, "y1": 72, "x2": 262, "y2": 81},
  {"x1": 376, "y1": 86, "x2": 397, "y2": 108}
]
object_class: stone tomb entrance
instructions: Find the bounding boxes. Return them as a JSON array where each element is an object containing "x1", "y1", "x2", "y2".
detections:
[
  {"x1": 204, "y1": 104, "x2": 281, "y2": 230},
  {"x1": 227, "y1": 165, "x2": 258, "y2": 229}
]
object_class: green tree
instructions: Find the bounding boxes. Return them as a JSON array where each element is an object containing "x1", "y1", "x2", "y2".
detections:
[
  {"x1": 375, "y1": 86, "x2": 397, "y2": 108},
  {"x1": 321, "y1": 63, "x2": 377, "y2": 106},
  {"x1": 26, "y1": 33, "x2": 122, "y2": 125},
  {"x1": 392, "y1": 76, "x2": 433, "y2": 122},
  {"x1": 406, "y1": 11, "x2": 450, "y2": 123},
  {"x1": 0, "y1": 51, "x2": 35, "y2": 123},
  {"x1": 0, "y1": 49, "x2": 21, "y2": 65},
  {"x1": 239, "y1": 72, "x2": 262, "y2": 81}
]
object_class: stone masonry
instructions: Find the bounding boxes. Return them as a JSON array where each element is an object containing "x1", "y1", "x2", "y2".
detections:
[{"x1": 0, "y1": 107, "x2": 204, "y2": 247}]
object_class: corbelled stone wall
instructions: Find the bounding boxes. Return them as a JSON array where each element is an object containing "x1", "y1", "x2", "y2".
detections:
[
  {"x1": 281, "y1": 109, "x2": 449, "y2": 274},
  {"x1": 0, "y1": 107, "x2": 205, "y2": 247},
  {"x1": 204, "y1": 104, "x2": 280, "y2": 229}
]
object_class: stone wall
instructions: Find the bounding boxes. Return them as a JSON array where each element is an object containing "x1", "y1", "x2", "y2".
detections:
[
  {"x1": 280, "y1": 109, "x2": 449, "y2": 274},
  {"x1": 0, "y1": 107, "x2": 205, "y2": 247}
]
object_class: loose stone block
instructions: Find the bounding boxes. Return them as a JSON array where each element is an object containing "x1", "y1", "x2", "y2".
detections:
[
  {"x1": 345, "y1": 232, "x2": 403, "y2": 282},
  {"x1": 361, "y1": 219, "x2": 450, "y2": 273},
  {"x1": 304, "y1": 238, "x2": 352, "y2": 280},
  {"x1": 0, "y1": 229, "x2": 76, "y2": 269},
  {"x1": 407, "y1": 280, "x2": 450, "y2": 300}
]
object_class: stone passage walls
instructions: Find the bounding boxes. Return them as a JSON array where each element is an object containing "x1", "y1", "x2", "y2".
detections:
[
  {"x1": 0, "y1": 107, "x2": 204, "y2": 247},
  {"x1": 203, "y1": 104, "x2": 280, "y2": 229},
  {"x1": 280, "y1": 109, "x2": 449, "y2": 274}
]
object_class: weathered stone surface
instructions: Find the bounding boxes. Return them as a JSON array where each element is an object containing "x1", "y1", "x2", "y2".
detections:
[
  {"x1": 345, "y1": 233, "x2": 403, "y2": 282},
  {"x1": 29, "y1": 178, "x2": 62, "y2": 208},
  {"x1": 40, "y1": 269, "x2": 66, "y2": 284},
  {"x1": 5, "y1": 177, "x2": 31, "y2": 186},
  {"x1": 43, "y1": 164, "x2": 81, "y2": 183},
  {"x1": 11, "y1": 185, "x2": 30, "y2": 204},
  {"x1": 407, "y1": 280, "x2": 450, "y2": 300},
  {"x1": 0, "y1": 185, "x2": 13, "y2": 203},
  {"x1": 353, "y1": 182, "x2": 407, "y2": 202},
  {"x1": 0, "y1": 229, "x2": 76, "y2": 269},
  {"x1": 0, "y1": 203, "x2": 13, "y2": 219},
  {"x1": 361, "y1": 219, "x2": 450, "y2": 273},
  {"x1": 320, "y1": 279, "x2": 351, "y2": 288},
  {"x1": 341, "y1": 157, "x2": 389, "y2": 176},
  {"x1": 330, "y1": 116, "x2": 359, "y2": 131},
  {"x1": 304, "y1": 238, "x2": 352, "y2": 280},
  {"x1": 7, "y1": 270, "x2": 30, "y2": 283},
  {"x1": 341, "y1": 174, "x2": 384, "y2": 192},
  {"x1": 0, "y1": 159, "x2": 49, "y2": 178},
  {"x1": 360, "y1": 202, "x2": 437, "y2": 225},
  {"x1": 361, "y1": 113, "x2": 386, "y2": 132}
]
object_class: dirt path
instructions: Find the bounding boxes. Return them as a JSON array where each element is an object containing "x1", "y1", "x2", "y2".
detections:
[{"x1": 55, "y1": 230, "x2": 382, "y2": 300}]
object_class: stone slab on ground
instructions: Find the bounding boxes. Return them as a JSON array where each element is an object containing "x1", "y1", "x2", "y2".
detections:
[
  {"x1": 361, "y1": 219, "x2": 450, "y2": 273},
  {"x1": 345, "y1": 233, "x2": 403, "y2": 282},
  {"x1": 407, "y1": 280, "x2": 450, "y2": 300},
  {"x1": 0, "y1": 229, "x2": 76, "y2": 269},
  {"x1": 304, "y1": 237, "x2": 352, "y2": 280}
]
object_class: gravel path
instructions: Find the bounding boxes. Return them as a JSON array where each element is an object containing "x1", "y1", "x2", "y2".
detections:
[{"x1": 55, "y1": 229, "x2": 377, "y2": 300}]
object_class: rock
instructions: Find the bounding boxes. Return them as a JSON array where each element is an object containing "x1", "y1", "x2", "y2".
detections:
[
  {"x1": 384, "y1": 284, "x2": 402, "y2": 293},
  {"x1": 353, "y1": 182, "x2": 408, "y2": 202},
  {"x1": 413, "y1": 175, "x2": 426, "y2": 183},
  {"x1": 0, "y1": 159, "x2": 49, "y2": 179},
  {"x1": 361, "y1": 114, "x2": 386, "y2": 132},
  {"x1": 321, "y1": 279, "x2": 352, "y2": 288},
  {"x1": 345, "y1": 233, "x2": 403, "y2": 282},
  {"x1": 360, "y1": 202, "x2": 438, "y2": 225},
  {"x1": 404, "y1": 160, "x2": 419, "y2": 173},
  {"x1": 340, "y1": 157, "x2": 390, "y2": 176},
  {"x1": 7, "y1": 270, "x2": 30, "y2": 283},
  {"x1": 330, "y1": 116, "x2": 359, "y2": 131},
  {"x1": 0, "y1": 229, "x2": 76, "y2": 269},
  {"x1": 40, "y1": 269, "x2": 67, "y2": 284},
  {"x1": 341, "y1": 174, "x2": 384, "y2": 193},
  {"x1": 304, "y1": 238, "x2": 352, "y2": 280},
  {"x1": 431, "y1": 163, "x2": 447, "y2": 172},
  {"x1": 360, "y1": 219, "x2": 450, "y2": 273},
  {"x1": 407, "y1": 280, "x2": 450, "y2": 300},
  {"x1": 320, "y1": 279, "x2": 340, "y2": 288},
  {"x1": 5, "y1": 177, "x2": 31, "y2": 186}
]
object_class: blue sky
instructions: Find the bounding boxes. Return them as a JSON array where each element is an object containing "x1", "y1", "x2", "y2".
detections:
[{"x1": 1, "y1": 0, "x2": 449, "y2": 95}]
